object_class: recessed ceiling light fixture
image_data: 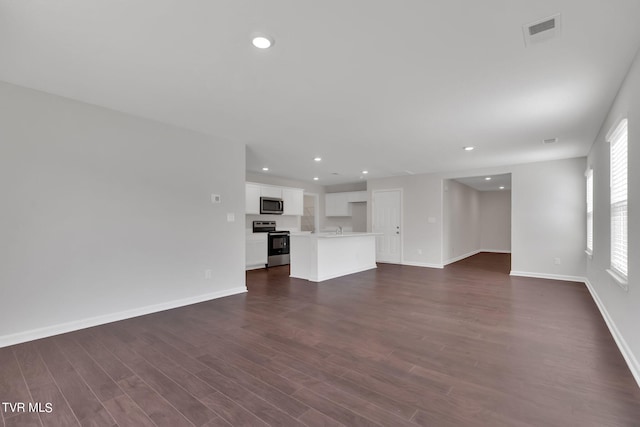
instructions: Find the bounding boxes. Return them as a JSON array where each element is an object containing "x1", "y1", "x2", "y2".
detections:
[
  {"x1": 252, "y1": 35, "x2": 273, "y2": 49},
  {"x1": 463, "y1": 146, "x2": 475, "y2": 151},
  {"x1": 499, "y1": 186, "x2": 505, "y2": 190},
  {"x1": 314, "y1": 157, "x2": 322, "y2": 162},
  {"x1": 262, "y1": 167, "x2": 269, "y2": 171},
  {"x1": 313, "y1": 177, "x2": 319, "y2": 181},
  {"x1": 485, "y1": 177, "x2": 492, "y2": 181},
  {"x1": 362, "y1": 170, "x2": 369, "y2": 174}
]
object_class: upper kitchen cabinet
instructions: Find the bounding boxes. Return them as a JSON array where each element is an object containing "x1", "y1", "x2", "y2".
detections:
[
  {"x1": 260, "y1": 186, "x2": 282, "y2": 199},
  {"x1": 348, "y1": 191, "x2": 367, "y2": 203},
  {"x1": 246, "y1": 182, "x2": 304, "y2": 216},
  {"x1": 282, "y1": 188, "x2": 304, "y2": 216},
  {"x1": 325, "y1": 191, "x2": 367, "y2": 216}
]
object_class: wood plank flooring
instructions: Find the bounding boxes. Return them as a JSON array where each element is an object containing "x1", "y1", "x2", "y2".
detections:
[{"x1": 1, "y1": 253, "x2": 639, "y2": 426}]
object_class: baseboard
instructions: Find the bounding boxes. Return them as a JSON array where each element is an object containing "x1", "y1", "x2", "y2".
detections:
[
  {"x1": 584, "y1": 279, "x2": 640, "y2": 389},
  {"x1": 443, "y1": 250, "x2": 481, "y2": 266},
  {"x1": 401, "y1": 261, "x2": 444, "y2": 269},
  {"x1": 480, "y1": 249, "x2": 512, "y2": 254},
  {"x1": 509, "y1": 271, "x2": 587, "y2": 283},
  {"x1": 0, "y1": 286, "x2": 248, "y2": 348}
]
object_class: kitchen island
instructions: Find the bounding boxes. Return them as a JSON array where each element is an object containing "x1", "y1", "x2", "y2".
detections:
[{"x1": 289, "y1": 232, "x2": 380, "y2": 282}]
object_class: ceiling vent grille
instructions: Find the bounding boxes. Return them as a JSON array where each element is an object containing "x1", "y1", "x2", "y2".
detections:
[
  {"x1": 523, "y1": 13, "x2": 562, "y2": 46},
  {"x1": 529, "y1": 19, "x2": 555, "y2": 36}
]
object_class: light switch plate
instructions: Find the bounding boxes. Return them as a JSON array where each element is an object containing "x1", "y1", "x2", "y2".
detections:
[
  {"x1": 211, "y1": 194, "x2": 221, "y2": 204},
  {"x1": 227, "y1": 213, "x2": 235, "y2": 222}
]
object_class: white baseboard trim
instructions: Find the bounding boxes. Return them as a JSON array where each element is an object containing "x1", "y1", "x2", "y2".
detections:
[
  {"x1": 480, "y1": 249, "x2": 512, "y2": 254},
  {"x1": 401, "y1": 261, "x2": 444, "y2": 269},
  {"x1": 0, "y1": 286, "x2": 247, "y2": 348},
  {"x1": 510, "y1": 271, "x2": 587, "y2": 283},
  {"x1": 584, "y1": 279, "x2": 640, "y2": 389},
  {"x1": 444, "y1": 250, "x2": 481, "y2": 266}
]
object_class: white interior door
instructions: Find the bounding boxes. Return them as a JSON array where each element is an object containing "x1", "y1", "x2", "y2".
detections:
[{"x1": 372, "y1": 190, "x2": 402, "y2": 263}]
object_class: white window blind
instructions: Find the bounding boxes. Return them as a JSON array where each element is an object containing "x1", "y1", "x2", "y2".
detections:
[
  {"x1": 586, "y1": 168, "x2": 593, "y2": 253},
  {"x1": 609, "y1": 119, "x2": 628, "y2": 278}
]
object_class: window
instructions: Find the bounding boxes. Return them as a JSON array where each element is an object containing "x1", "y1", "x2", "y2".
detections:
[
  {"x1": 586, "y1": 168, "x2": 593, "y2": 254},
  {"x1": 608, "y1": 119, "x2": 628, "y2": 286}
]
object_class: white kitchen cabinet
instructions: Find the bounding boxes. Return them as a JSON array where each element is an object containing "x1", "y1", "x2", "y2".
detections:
[
  {"x1": 246, "y1": 233, "x2": 268, "y2": 270},
  {"x1": 245, "y1": 183, "x2": 261, "y2": 214},
  {"x1": 260, "y1": 186, "x2": 282, "y2": 199},
  {"x1": 282, "y1": 188, "x2": 304, "y2": 216},
  {"x1": 325, "y1": 191, "x2": 368, "y2": 216},
  {"x1": 348, "y1": 191, "x2": 368, "y2": 203}
]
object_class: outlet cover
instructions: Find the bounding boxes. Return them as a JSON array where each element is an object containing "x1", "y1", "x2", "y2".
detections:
[
  {"x1": 227, "y1": 213, "x2": 235, "y2": 222},
  {"x1": 205, "y1": 269, "x2": 212, "y2": 279},
  {"x1": 554, "y1": 257, "x2": 561, "y2": 265}
]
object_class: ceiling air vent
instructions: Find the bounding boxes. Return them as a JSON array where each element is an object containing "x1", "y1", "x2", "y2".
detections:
[{"x1": 523, "y1": 13, "x2": 561, "y2": 46}]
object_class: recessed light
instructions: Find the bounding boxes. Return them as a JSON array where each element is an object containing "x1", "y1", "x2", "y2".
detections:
[
  {"x1": 499, "y1": 186, "x2": 505, "y2": 190},
  {"x1": 314, "y1": 157, "x2": 322, "y2": 162},
  {"x1": 252, "y1": 35, "x2": 273, "y2": 49},
  {"x1": 485, "y1": 177, "x2": 492, "y2": 181},
  {"x1": 463, "y1": 146, "x2": 475, "y2": 151},
  {"x1": 262, "y1": 167, "x2": 269, "y2": 171},
  {"x1": 313, "y1": 177, "x2": 319, "y2": 181},
  {"x1": 362, "y1": 170, "x2": 369, "y2": 174},
  {"x1": 543, "y1": 137, "x2": 558, "y2": 144}
]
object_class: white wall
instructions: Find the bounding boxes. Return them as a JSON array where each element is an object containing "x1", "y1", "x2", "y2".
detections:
[
  {"x1": 368, "y1": 157, "x2": 585, "y2": 275},
  {"x1": 367, "y1": 174, "x2": 443, "y2": 267},
  {"x1": 350, "y1": 203, "x2": 367, "y2": 232},
  {"x1": 0, "y1": 82, "x2": 246, "y2": 347},
  {"x1": 586, "y1": 49, "x2": 640, "y2": 384},
  {"x1": 509, "y1": 158, "x2": 586, "y2": 279},
  {"x1": 443, "y1": 180, "x2": 481, "y2": 263},
  {"x1": 480, "y1": 190, "x2": 511, "y2": 252}
]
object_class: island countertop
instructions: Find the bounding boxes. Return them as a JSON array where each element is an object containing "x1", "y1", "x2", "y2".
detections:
[{"x1": 290, "y1": 231, "x2": 382, "y2": 238}]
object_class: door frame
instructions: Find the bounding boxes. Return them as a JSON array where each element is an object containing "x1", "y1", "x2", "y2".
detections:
[
  {"x1": 303, "y1": 192, "x2": 320, "y2": 233},
  {"x1": 371, "y1": 188, "x2": 403, "y2": 264}
]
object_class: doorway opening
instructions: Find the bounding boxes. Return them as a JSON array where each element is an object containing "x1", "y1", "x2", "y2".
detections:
[
  {"x1": 302, "y1": 193, "x2": 319, "y2": 232},
  {"x1": 443, "y1": 173, "x2": 512, "y2": 269}
]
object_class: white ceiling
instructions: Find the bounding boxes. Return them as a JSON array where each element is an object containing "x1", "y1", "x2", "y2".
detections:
[{"x1": 1, "y1": 1, "x2": 639, "y2": 185}]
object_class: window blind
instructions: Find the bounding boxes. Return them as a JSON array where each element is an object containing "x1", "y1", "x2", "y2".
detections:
[
  {"x1": 586, "y1": 168, "x2": 593, "y2": 253},
  {"x1": 609, "y1": 119, "x2": 628, "y2": 278}
]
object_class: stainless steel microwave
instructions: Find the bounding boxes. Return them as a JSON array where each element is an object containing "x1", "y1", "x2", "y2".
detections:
[{"x1": 260, "y1": 197, "x2": 284, "y2": 214}]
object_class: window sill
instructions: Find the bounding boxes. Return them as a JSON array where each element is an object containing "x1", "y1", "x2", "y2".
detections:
[{"x1": 606, "y1": 269, "x2": 629, "y2": 291}]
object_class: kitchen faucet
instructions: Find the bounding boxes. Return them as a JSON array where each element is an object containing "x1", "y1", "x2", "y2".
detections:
[{"x1": 337, "y1": 226, "x2": 343, "y2": 235}]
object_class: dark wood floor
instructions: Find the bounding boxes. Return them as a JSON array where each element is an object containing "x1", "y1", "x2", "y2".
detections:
[{"x1": 2, "y1": 253, "x2": 639, "y2": 426}]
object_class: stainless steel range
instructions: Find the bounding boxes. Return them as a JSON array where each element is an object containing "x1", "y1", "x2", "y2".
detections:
[{"x1": 252, "y1": 221, "x2": 290, "y2": 267}]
